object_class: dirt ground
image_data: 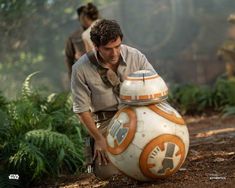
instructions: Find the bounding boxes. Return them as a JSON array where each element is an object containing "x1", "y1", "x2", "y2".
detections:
[{"x1": 47, "y1": 115, "x2": 235, "y2": 188}]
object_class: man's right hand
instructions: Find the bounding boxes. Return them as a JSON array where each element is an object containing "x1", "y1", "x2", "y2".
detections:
[
  {"x1": 77, "y1": 111, "x2": 110, "y2": 166},
  {"x1": 93, "y1": 136, "x2": 110, "y2": 166}
]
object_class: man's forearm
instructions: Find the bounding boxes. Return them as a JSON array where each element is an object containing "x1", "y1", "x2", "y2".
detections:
[{"x1": 77, "y1": 111, "x2": 103, "y2": 141}]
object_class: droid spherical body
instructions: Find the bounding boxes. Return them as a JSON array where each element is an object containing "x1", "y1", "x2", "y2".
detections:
[
  {"x1": 106, "y1": 102, "x2": 189, "y2": 181},
  {"x1": 106, "y1": 70, "x2": 189, "y2": 181}
]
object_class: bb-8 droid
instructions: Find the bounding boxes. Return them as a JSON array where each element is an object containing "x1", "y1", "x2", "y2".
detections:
[{"x1": 106, "y1": 70, "x2": 189, "y2": 181}]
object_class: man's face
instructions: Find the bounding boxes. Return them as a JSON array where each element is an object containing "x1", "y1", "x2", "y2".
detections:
[
  {"x1": 228, "y1": 25, "x2": 235, "y2": 40},
  {"x1": 96, "y1": 37, "x2": 122, "y2": 65}
]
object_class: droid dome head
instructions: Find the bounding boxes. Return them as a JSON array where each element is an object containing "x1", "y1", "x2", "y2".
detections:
[{"x1": 120, "y1": 70, "x2": 168, "y2": 105}]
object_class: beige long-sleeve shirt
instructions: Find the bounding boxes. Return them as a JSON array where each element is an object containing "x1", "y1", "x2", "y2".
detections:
[{"x1": 71, "y1": 44, "x2": 155, "y2": 114}]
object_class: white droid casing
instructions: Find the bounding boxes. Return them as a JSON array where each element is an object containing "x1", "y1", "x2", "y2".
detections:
[
  {"x1": 106, "y1": 102, "x2": 189, "y2": 181},
  {"x1": 120, "y1": 70, "x2": 168, "y2": 105}
]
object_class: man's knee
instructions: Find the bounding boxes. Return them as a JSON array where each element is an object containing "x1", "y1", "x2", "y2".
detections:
[{"x1": 93, "y1": 157, "x2": 120, "y2": 179}]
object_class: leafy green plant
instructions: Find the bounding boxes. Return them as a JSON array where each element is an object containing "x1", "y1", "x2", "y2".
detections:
[
  {"x1": 0, "y1": 72, "x2": 86, "y2": 187},
  {"x1": 213, "y1": 78, "x2": 235, "y2": 109},
  {"x1": 169, "y1": 77, "x2": 235, "y2": 116},
  {"x1": 168, "y1": 84, "x2": 212, "y2": 114}
]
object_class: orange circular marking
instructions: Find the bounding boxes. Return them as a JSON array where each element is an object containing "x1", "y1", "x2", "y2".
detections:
[
  {"x1": 139, "y1": 134, "x2": 186, "y2": 179},
  {"x1": 148, "y1": 104, "x2": 185, "y2": 125},
  {"x1": 106, "y1": 107, "x2": 137, "y2": 155},
  {"x1": 126, "y1": 74, "x2": 159, "y2": 81}
]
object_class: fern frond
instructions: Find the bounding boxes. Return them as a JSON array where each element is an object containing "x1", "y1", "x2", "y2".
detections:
[
  {"x1": 45, "y1": 92, "x2": 71, "y2": 112},
  {"x1": 25, "y1": 129, "x2": 76, "y2": 151},
  {"x1": 21, "y1": 71, "x2": 40, "y2": 99},
  {"x1": 47, "y1": 93, "x2": 57, "y2": 103},
  {"x1": 66, "y1": 93, "x2": 73, "y2": 109},
  {"x1": 214, "y1": 78, "x2": 235, "y2": 107},
  {"x1": 7, "y1": 101, "x2": 43, "y2": 133},
  {"x1": 25, "y1": 130, "x2": 83, "y2": 174},
  {"x1": 9, "y1": 142, "x2": 47, "y2": 180}
]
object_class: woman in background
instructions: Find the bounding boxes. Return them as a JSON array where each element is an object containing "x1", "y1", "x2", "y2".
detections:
[{"x1": 78, "y1": 3, "x2": 100, "y2": 52}]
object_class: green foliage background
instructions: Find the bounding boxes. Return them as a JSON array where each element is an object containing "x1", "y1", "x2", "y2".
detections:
[
  {"x1": 168, "y1": 77, "x2": 235, "y2": 116},
  {"x1": 0, "y1": 73, "x2": 87, "y2": 187},
  {"x1": 1, "y1": 0, "x2": 235, "y2": 187},
  {"x1": 0, "y1": 0, "x2": 113, "y2": 99},
  {"x1": 1, "y1": 72, "x2": 234, "y2": 187}
]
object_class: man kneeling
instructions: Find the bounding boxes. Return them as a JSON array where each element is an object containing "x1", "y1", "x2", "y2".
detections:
[{"x1": 71, "y1": 19, "x2": 155, "y2": 179}]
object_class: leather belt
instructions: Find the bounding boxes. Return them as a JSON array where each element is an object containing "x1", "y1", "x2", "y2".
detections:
[{"x1": 93, "y1": 111, "x2": 117, "y2": 122}]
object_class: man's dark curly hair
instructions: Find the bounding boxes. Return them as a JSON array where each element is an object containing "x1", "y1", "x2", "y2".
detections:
[{"x1": 90, "y1": 19, "x2": 123, "y2": 47}]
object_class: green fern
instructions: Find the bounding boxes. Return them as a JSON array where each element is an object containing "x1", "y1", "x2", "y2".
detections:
[
  {"x1": 7, "y1": 100, "x2": 48, "y2": 135},
  {"x1": 25, "y1": 129, "x2": 76, "y2": 151},
  {"x1": 0, "y1": 72, "x2": 86, "y2": 187},
  {"x1": 168, "y1": 84, "x2": 209, "y2": 114},
  {"x1": 46, "y1": 92, "x2": 71, "y2": 112},
  {"x1": 21, "y1": 71, "x2": 40, "y2": 99},
  {"x1": 25, "y1": 129, "x2": 83, "y2": 174},
  {"x1": 9, "y1": 141, "x2": 47, "y2": 181},
  {"x1": 213, "y1": 78, "x2": 235, "y2": 108},
  {"x1": 169, "y1": 77, "x2": 235, "y2": 115}
]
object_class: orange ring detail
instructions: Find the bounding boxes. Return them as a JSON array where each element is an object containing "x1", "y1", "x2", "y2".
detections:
[
  {"x1": 120, "y1": 90, "x2": 168, "y2": 101},
  {"x1": 120, "y1": 95, "x2": 132, "y2": 100},
  {"x1": 106, "y1": 107, "x2": 137, "y2": 155},
  {"x1": 139, "y1": 134, "x2": 186, "y2": 179},
  {"x1": 148, "y1": 104, "x2": 185, "y2": 125},
  {"x1": 126, "y1": 74, "x2": 159, "y2": 81}
]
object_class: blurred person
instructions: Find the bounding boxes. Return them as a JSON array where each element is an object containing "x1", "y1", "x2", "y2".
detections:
[
  {"x1": 71, "y1": 19, "x2": 155, "y2": 179},
  {"x1": 79, "y1": 3, "x2": 100, "y2": 52},
  {"x1": 217, "y1": 13, "x2": 235, "y2": 79},
  {"x1": 65, "y1": 3, "x2": 99, "y2": 79}
]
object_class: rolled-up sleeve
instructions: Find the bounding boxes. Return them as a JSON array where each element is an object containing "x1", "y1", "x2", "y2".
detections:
[{"x1": 71, "y1": 63, "x2": 92, "y2": 114}]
